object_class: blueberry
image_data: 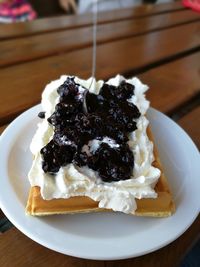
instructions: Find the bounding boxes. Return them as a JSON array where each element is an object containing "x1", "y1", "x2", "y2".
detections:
[
  {"x1": 123, "y1": 102, "x2": 140, "y2": 119},
  {"x1": 40, "y1": 140, "x2": 61, "y2": 173},
  {"x1": 126, "y1": 121, "x2": 137, "y2": 132},
  {"x1": 73, "y1": 152, "x2": 88, "y2": 167},
  {"x1": 99, "y1": 83, "x2": 116, "y2": 100},
  {"x1": 38, "y1": 111, "x2": 45, "y2": 119},
  {"x1": 120, "y1": 145, "x2": 134, "y2": 167},
  {"x1": 86, "y1": 92, "x2": 107, "y2": 113},
  {"x1": 117, "y1": 81, "x2": 135, "y2": 100},
  {"x1": 57, "y1": 77, "x2": 78, "y2": 101}
]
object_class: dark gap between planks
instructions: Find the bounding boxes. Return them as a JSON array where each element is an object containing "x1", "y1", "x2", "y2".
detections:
[
  {"x1": 123, "y1": 46, "x2": 200, "y2": 81},
  {"x1": 169, "y1": 93, "x2": 200, "y2": 121}
]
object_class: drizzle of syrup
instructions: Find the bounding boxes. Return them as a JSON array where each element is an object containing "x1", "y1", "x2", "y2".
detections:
[{"x1": 89, "y1": 0, "x2": 98, "y2": 89}]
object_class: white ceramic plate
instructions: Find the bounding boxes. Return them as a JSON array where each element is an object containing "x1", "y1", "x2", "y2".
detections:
[{"x1": 0, "y1": 105, "x2": 199, "y2": 260}]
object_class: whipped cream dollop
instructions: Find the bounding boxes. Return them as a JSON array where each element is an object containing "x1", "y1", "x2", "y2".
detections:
[
  {"x1": 82, "y1": 137, "x2": 120, "y2": 156},
  {"x1": 28, "y1": 75, "x2": 161, "y2": 214}
]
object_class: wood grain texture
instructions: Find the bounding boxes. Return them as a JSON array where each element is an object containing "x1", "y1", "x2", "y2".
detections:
[
  {"x1": 0, "y1": 23, "x2": 199, "y2": 125},
  {"x1": 140, "y1": 52, "x2": 200, "y2": 114},
  {"x1": 0, "y1": 215, "x2": 199, "y2": 267},
  {"x1": 0, "y1": 2, "x2": 185, "y2": 40},
  {"x1": 0, "y1": 227, "x2": 105, "y2": 267},
  {"x1": 178, "y1": 106, "x2": 200, "y2": 149},
  {"x1": 1, "y1": 10, "x2": 199, "y2": 67}
]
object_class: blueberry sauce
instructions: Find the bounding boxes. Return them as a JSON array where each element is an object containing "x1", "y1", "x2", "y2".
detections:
[{"x1": 40, "y1": 77, "x2": 141, "y2": 182}]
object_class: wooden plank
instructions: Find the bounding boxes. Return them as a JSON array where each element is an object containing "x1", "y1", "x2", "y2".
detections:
[
  {"x1": 178, "y1": 106, "x2": 200, "y2": 149},
  {"x1": 139, "y1": 53, "x2": 200, "y2": 114},
  {"x1": 0, "y1": 2, "x2": 185, "y2": 40},
  {"x1": 1, "y1": 10, "x2": 199, "y2": 68},
  {"x1": 0, "y1": 227, "x2": 105, "y2": 267},
  {"x1": 0, "y1": 23, "x2": 199, "y2": 125},
  {"x1": 0, "y1": 215, "x2": 199, "y2": 267}
]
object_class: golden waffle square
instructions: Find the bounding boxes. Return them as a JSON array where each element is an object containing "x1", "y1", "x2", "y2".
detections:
[{"x1": 26, "y1": 127, "x2": 175, "y2": 217}]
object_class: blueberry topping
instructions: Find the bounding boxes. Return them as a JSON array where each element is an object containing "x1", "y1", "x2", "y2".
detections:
[
  {"x1": 93, "y1": 143, "x2": 134, "y2": 182},
  {"x1": 41, "y1": 140, "x2": 75, "y2": 173},
  {"x1": 40, "y1": 77, "x2": 141, "y2": 182},
  {"x1": 99, "y1": 80, "x2": 135, "y2": 101}
]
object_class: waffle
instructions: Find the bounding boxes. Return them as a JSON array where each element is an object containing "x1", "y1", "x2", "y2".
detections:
[{"x1": 26, "y1": 127, "x2": 175, "y2": 217}]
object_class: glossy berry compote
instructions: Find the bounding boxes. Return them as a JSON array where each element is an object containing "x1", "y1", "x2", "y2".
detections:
[{"x1": 40, "y1": 77, "x2": 141, "y2": 182}]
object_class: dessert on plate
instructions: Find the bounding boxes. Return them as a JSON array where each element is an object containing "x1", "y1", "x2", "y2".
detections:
[{"x1": 26, "y1": 75, "x2": 175, "y2": 217}]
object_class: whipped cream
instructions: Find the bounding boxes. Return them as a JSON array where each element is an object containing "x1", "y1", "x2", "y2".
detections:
[
  {"x1": 82, "y1": 137, "x2": 120, "y2": 156},
  {"x1": 28, "y1": 75, "x2": 161, "y2": 214}
]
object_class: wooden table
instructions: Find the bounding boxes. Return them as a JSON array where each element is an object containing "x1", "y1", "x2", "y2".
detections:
[{"x1": 0, "y1": 2, "x2": 199, "y2": 266}]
